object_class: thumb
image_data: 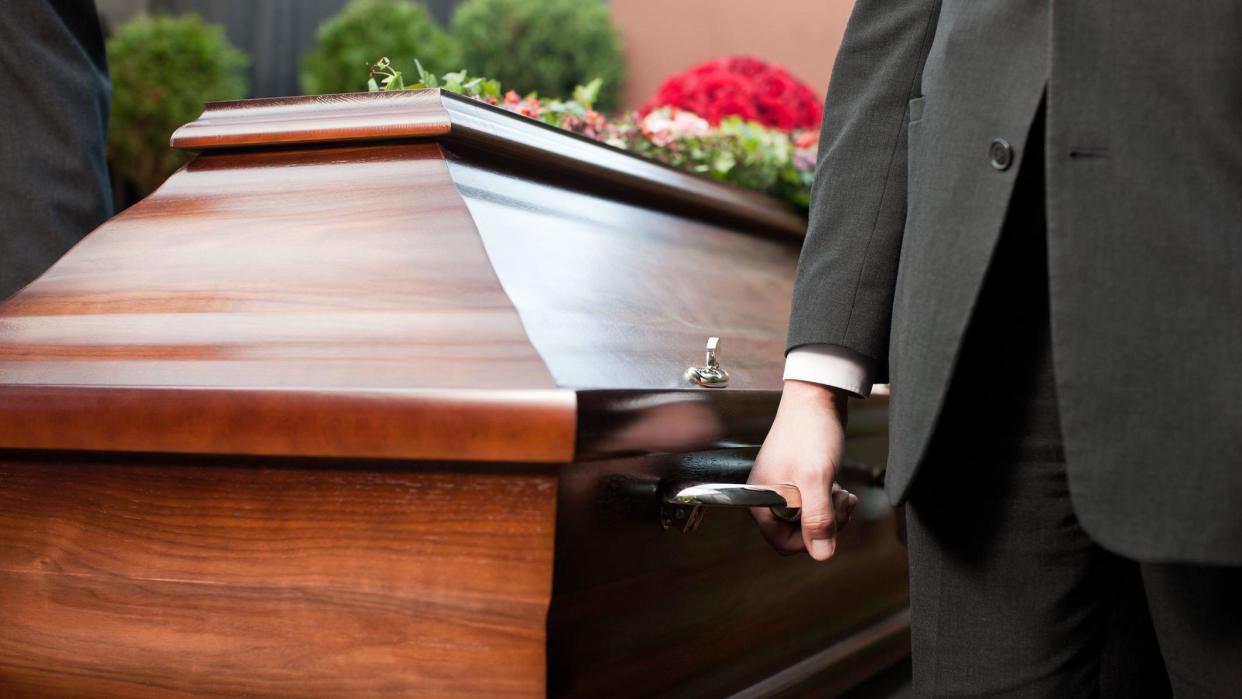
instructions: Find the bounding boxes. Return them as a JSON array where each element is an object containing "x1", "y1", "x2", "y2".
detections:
[{"x1": 798, "y1": 475, "x2": 837, "y2": 561}]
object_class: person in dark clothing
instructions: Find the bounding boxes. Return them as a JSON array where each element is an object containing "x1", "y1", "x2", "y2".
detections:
[
  {"x1": 0, "y1": 0, "x2": 112, "y2": 299},
  {"x1": 751, "y1": 1, "x2": 1242, "y2": 695}
]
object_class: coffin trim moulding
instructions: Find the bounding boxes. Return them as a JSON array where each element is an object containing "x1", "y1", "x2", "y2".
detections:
[
  {"x1": 170, "y1": 89, "x2": 808, "y2": 238},
  {"x1": 0, "y1": 385, "x2": 577, "y2": 463}
]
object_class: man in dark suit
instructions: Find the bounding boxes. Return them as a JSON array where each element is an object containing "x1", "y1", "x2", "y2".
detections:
[
  {"x1": 750, "y1": 1, "x2": 1242, "y2": 694},
  {"x1": 0, "y1": 0, "x2": 112, "y2": 299}
]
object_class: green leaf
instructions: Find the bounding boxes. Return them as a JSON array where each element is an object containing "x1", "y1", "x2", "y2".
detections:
[
  {"x1": 413, "y1": 58, "x2": 431, "y2": 86},
  {"x1": 478, "y1": 79, "x2": 502, "y2": 99},
  {"x1": 572, "y1": 77, "x2": 603, "y2": 109}
]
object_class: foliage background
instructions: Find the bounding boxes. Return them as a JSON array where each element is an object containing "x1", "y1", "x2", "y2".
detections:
[
  {"x1": 451, "y1": 0, "x2": 625, "y2": 112},
  {"x1": 106, "y1": 13, "x2": 248, "y2": 195},
  {"x1": 300, "y1": 0, "x2": 460, "y2": 94}
]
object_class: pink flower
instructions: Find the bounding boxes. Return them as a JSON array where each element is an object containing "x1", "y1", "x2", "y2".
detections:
[
  {"x1": 640, "y1": 106, "x2": 711, "y2": 146},
  {"x1": 515, "y1": 97, "x2": 542, "y2": 119}
]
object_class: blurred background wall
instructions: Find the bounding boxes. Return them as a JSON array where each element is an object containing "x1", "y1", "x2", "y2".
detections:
[
  {"x1": 609, "y1": 0, "x2": 852, "y2": 110},
  {"x1": 95, "y1": 0, "x2": 853, "y2": 108}
]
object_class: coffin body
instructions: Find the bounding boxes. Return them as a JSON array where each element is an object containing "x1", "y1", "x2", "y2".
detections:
[{"x1": 0, "y1": 90, "x2": 908, "y2": 697}]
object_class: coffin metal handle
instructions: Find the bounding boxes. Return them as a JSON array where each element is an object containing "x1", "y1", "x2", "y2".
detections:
[
  {"x1": 664, "y1": 482, "x2": 802, "y2": 509},
  {"x1": 662, "y1": 482, "x2": 806, "y2": 528},
  {"x1": 661, "y1": 468, "x2": 886, "y2": 533}
]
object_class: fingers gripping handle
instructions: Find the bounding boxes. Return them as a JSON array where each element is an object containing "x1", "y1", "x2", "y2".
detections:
[{"x1": 663, "y1": 482, "x2": 808, "y2": 522}]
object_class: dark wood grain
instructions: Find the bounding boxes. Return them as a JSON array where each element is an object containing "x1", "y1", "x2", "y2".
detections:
[
  {"x1": 547, "y1": 440, "x2": 907, "y2": 697},
  {"x1": 0, "y1": 143, "x2": 553, "y2": 394},
  {"x1": 735, "y1": 609, "x2": 912, "y2": 698},
  {"x1": 0, "y1": 140, "x2": 579, "y2": 461},
  {"x1": 0, "y1": 88, "x2": 909, "y2": 697},
  {"x1": 448, "y1": 155, "x2": 801, "y2": 391},
  {"x1": 0, "y1": 455, "x2": 558, "y2": 697},
  {"x1": 0, "y1": 142, "x2": 556, "y2": 391}
]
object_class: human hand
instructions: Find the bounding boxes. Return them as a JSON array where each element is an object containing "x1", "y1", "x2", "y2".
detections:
[{"x1": 749, "y1": 379, "x2": 858, "y2": 560}]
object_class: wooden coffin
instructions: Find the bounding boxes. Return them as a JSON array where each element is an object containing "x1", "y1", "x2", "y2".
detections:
[{"x1": 0, "y1": 90, "x2": 908, "y2": 697}]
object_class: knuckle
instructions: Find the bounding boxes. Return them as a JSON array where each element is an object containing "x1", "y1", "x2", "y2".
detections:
[{"x1": 799, "y1": 511, "x2": 836, "y2": 534}]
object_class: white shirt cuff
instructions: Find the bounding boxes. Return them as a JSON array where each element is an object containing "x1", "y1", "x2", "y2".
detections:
[{"x1": 783, "y1": 344, "x2": 876, "y2": 398}]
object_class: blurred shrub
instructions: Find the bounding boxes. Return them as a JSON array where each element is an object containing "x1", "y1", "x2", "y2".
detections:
[
  {"x1": 107, "y1": 14, "x2": 248, "y2": 196},
  {"x1": 451, "y1": 0, "x2": 624, "y2": 112},
  {"x1": 301, "y1": 0, "x2": 459, "y2": 95}
]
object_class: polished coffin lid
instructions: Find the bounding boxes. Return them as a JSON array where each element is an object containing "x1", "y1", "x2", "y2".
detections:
[{"x1": 0, "y1": 89, "x2": 817, "y2": 462}]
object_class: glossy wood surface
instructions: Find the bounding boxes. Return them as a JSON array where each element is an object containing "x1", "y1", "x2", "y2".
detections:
[
  {"x1": 171, "y1": 91, "x2": 451, "y2": 150},
  {"x1": 734, "y1": 609, "x2": 912, "y2": 698},
  {"x1": 0, "y1": 91, "x2": 812, "y2": 457},
  {"x1": 448, "y1": 155, "x2": 799, "y2": 391},
  {"x1": 0, "y1": 142, "x2": 553, "y2": 390},
  {"x1": 0, "y1": 140, "x2": 578, "y2": 461},
  {"x1": 0, "y1": 89, "x2": 910, "y2": 697},
  {"x1": 548, "y1": 406, "x2": 906, "y2": 698},
  {"x1": 0, "y1": 385, "x2": 574, "y2": 462},
  {"x1": 0, "y1": 454, "x2": 558, "y2": 697}
]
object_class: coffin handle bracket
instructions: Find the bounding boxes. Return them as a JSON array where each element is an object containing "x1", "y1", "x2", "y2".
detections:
[{"x1": 685, "y1": 336, "x2": 730, "y2": 388}]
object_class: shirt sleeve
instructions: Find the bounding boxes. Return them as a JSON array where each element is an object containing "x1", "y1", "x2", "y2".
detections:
[{"x1": 783, "y1": 343, "x2": 876, "y2": 398}]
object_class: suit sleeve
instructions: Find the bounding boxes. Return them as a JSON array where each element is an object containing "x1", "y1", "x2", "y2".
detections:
[{"x1": 785, "y1": 0, "x2": 942, "y2": 383}]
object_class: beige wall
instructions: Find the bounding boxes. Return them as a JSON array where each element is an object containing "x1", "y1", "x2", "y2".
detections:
[{"x1": 609, "y1": 0, "x2": 855, "y2": 111}]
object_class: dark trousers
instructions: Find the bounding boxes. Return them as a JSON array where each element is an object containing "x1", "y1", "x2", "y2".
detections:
[{"x1": 905, "y1": 108, "x2": 1242, "y2": 697}]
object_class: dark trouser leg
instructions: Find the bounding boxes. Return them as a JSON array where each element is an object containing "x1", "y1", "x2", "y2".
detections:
[
  {"x1": 1140, "y1": 564, "x2": 1242, "y2": 698},
  {"x1": 903, "y1": 108, "x2": 1169, "y2": 697}
]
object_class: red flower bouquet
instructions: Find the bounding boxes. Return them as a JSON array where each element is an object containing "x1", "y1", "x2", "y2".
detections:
[{"x1": 640, "y1": 56, "x2": 823, "y2": 130}]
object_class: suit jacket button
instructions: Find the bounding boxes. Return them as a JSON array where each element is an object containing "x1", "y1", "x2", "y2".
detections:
[{"x1": 989, "y1": 138, "x2": 1013, "y2": 170}]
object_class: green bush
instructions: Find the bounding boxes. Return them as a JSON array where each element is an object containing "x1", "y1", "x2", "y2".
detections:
[
  {"x1": 107, "y1": 14, "x2": 248, "y2": 195},
  {"x1": 451, "y1": 0, "x2": 624, "y2": 112},
  {"x1": 301, "y1": 0, "x2": 459, "y2": 95}
]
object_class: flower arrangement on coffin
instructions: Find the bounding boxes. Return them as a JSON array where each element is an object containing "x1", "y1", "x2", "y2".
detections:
[
  {"x1": 639, "y1": 55, "x2": 823, "y2": 131},
  {"x1": 613, "y1": 106, "x2": 818, "y2": 209},
  {"x1": 368, "y1": 57, "x2": 819, "y2": 211}
]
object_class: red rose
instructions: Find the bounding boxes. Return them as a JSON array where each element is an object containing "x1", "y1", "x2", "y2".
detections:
[
  {"x1": 756, "y1": 96, "x2": 797, "y2": 130},
  {"x1": 755, "y1": 73, "x2": 794, "y2": 100},
  {"x1": 708, "y1": 95, "x2": 758, "y2": 124},
  {"x1": 726, "y1": 56, "x2": 769, "y2": 77},
  {"x1": 641, "y1": 55, "x2": 823, "y2": 130},
  {"x1": 795, "y1": 95, "x2": 823, "y2": 129},
  {"x1": 700, "y1": 73, "x2": 749, "y2": 102}
]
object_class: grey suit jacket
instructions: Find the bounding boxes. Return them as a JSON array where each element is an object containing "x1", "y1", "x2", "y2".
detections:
[
  {"x1": 0, "y1": 0, "x2": 112, "y2": 299},
  {"x1": 787, "y1": 0, "x2": 1242, "y2": 565}
]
